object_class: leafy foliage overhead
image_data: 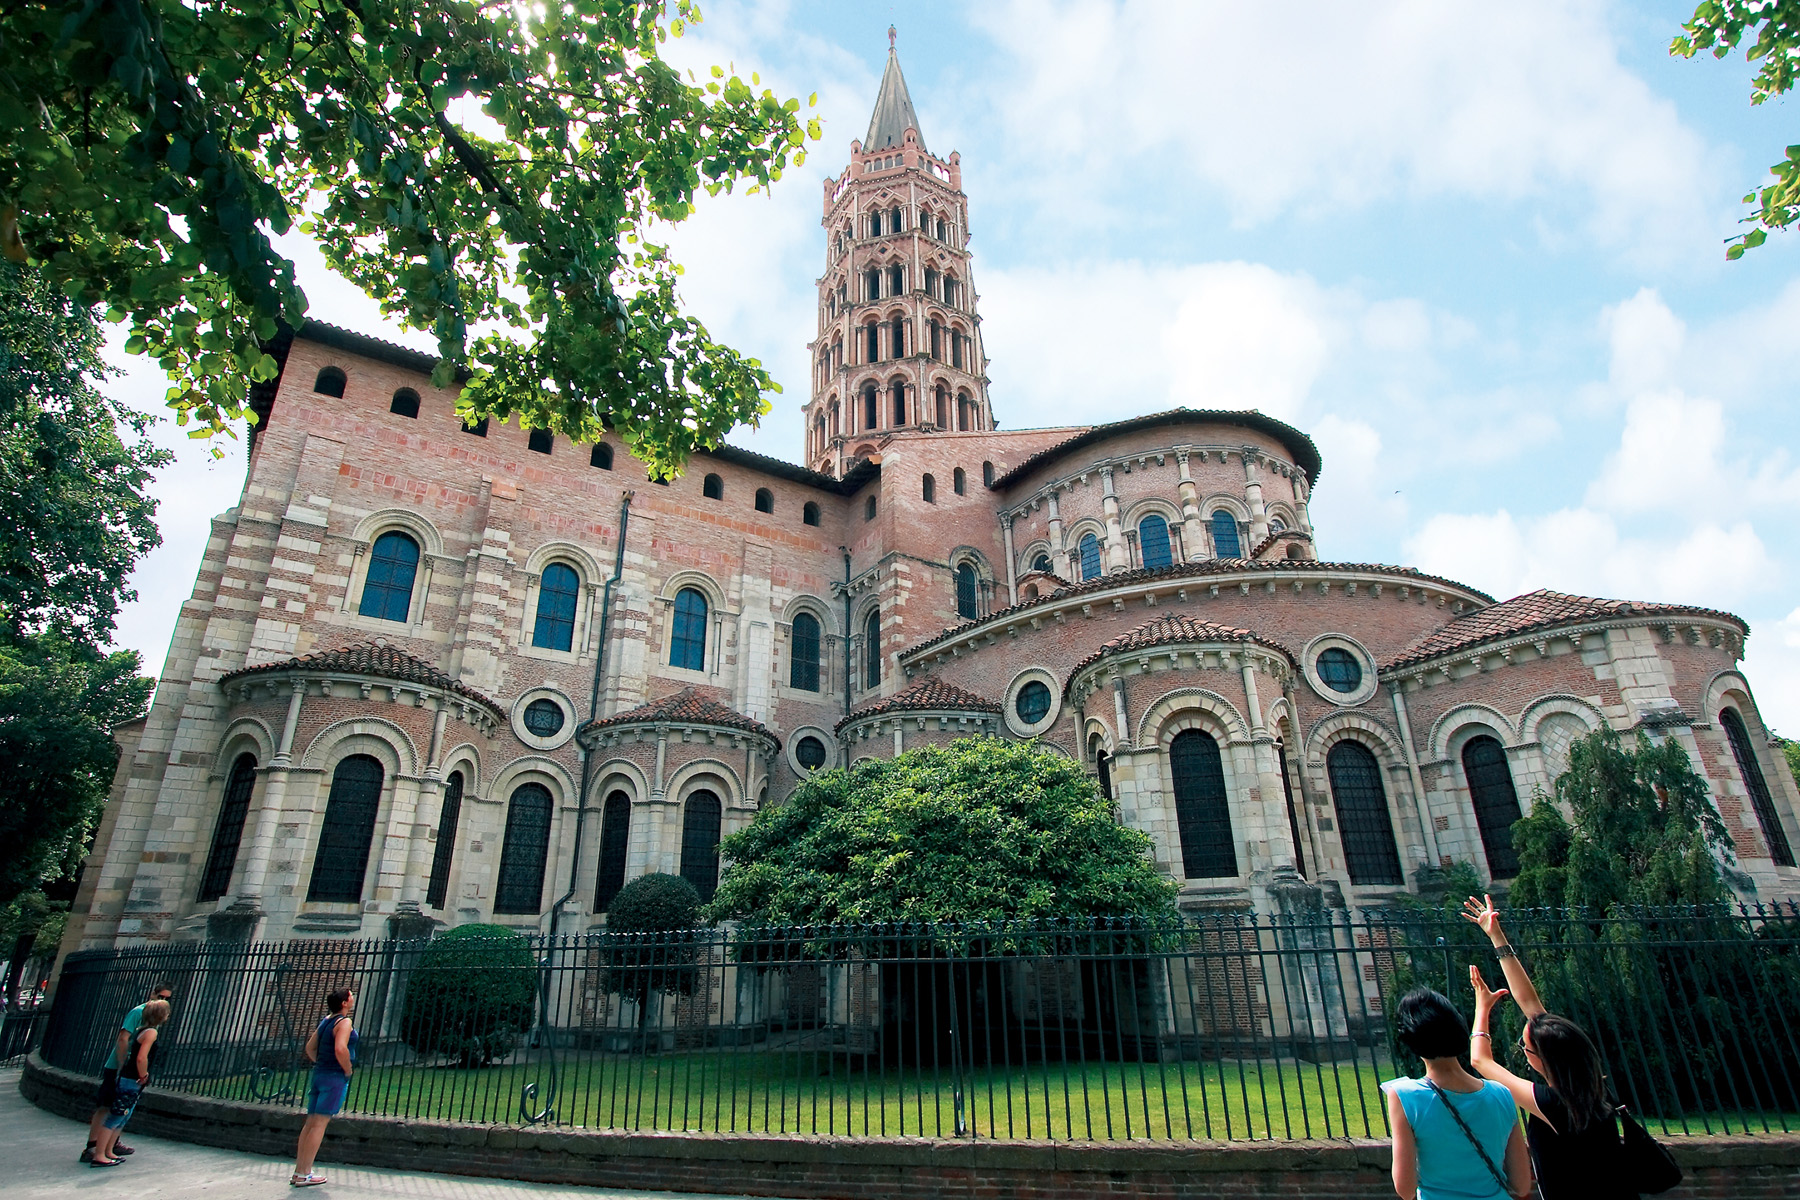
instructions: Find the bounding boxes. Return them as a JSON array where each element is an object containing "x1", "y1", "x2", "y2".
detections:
[
  {"x1": 0, "y1": 265, "x2": 170, "y2": 645},
  {"x1": 1509, "y1": 727, "x2": 1736, "y2": 912},
  {"x1": 0, "y1": 0, "x2": 820, "y2": 475},
  {"x1": 704, "y1": 739, "x2": 1179, "y2": 927},
  {"x1": 1673, "y1": 3, "x2": 1800, "y2": 258}
]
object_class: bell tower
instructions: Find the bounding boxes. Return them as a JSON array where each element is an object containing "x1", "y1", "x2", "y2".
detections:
[{"x1": 804, "y1": 29, "x2": 993, "y2": 476}]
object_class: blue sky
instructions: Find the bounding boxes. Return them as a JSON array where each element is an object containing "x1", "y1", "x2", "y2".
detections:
[{"x1": 104, "y1": 0, "x2": 1800, "y2": 730}]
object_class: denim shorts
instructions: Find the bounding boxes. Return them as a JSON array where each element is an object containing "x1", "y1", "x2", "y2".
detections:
[
  {"x1": 306, "y1": 1072, "x2": 349, "y2": 1116},
  {"x1": 93, "y1": 1068, "x2": 120, "y2": 1108},
  {"x1": 103, "y1": 1078, "x2": 141, "y2": 1130}
]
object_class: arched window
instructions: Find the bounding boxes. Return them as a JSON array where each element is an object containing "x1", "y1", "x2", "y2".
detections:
[
  {"x1": 957, "y1": 392, "x2": 971, "y2": 430},
  {"x1": 865, "y1": 495, "x2": 877, "y2": 521},
  {"x1": 680, "y1": 790, "x2": 723, "y2": 901},
  {"x1": 532, "y1": 562, "x2": 580, "y2": 652},
  {"x1": 495, "y1": 782, "x2": 552, "y2": 914},
  {"x1": 754, "y1": 487, "x2": 774, "y2": 514},
  {"x1": 930, "y1": 320, "x2": 942, "y2": 360},
  {"x1": 198, "y1": 753, "x2": 258, "y2": 901},
  {"x1": 1170, "y1": 730, "x2": 1237, "y2": 878},
  {"x1": 891, "y1": 378, "x2": 906, "y2": 425},
  {"x1": 952, "y1": 331, "x2": 965, "y2": 369},
  {"x1": 955, "y1": 563, "x2": 979, "y2": 620},
  {"x1": 953, "y1": 467, "x2": 966, "y2": 495},
  {"x1": 703, "y1": 473, "x2": 724, "y2": 500},
  {"x1": 864, "y1": 267, "x2": 880, "y2": 299},
  {"x1": 306, "y1": 755, "x2": 384, "y2": 902},
  {"x1": 982, "y1": 461, "x2": 995, "y2": 486},
  {"x1": 358, "y1": 531, "x2": 420, "y2": 623},
  {"x1": 864, "y1": 608, "x2": 881, "y2": 688},
  {"x1": 670, "y1": 588, "x2": 708, "y2": 671},
  {"x1": 863, "y1": 384, "x2": 878, "y2": 429},
  {"x1": 1096, "y1": 751, "x2": 1112, "y2": 800},
  {"x1": 591, "y1": 443, "x2": 613, "y2": 470},
  {"x1": 593, "y1": 790, "x2": 632, "y2": 912},
  {"x1": 1271, "y1": 518, "x2": 1287, "y2": 533},
  {"x1": 1078, "y1": 533, "x2": 1103, "y2": 581},
  {"x1": 890, "y1": 206, "x2": 903, "y2": 232},
  {"x1": 1462, "y1": 736, "x2": 1523, "y2": 879},
  {"x1": 462, "y1": 416, "x2": 489, "y2": 437},
  {"x1": 425, "y1": 769, "x2": 464, "y2": 910},
  {"x1": 389, "y1": 388, "x2": 420, "y2": 418},
  {"x1": 1211, "y1": 510, "x2": 1242, "y2": 558},
  {"x1": 922, "y1": 473, "x2": 936, "y2": 503},
  {"x1": 528, "y1": 429, "x2": 553, "y2": 454},
  {"x1": 803, "y1": 501, "x2": 821, "y2": 527},
  {"x1": 790, "y1": 612, "x2": 821, "y2": 692},
  {"x1": 1721, "y1": 707, "x2": 1796, "y2": 866},
  {"x1": 1277, "y1": 741, "x2": 1306, "y2": 878},
  {"x1": 1139, "y1": 515, "x2": 1172, "y2": 570},
  {"x1": 1326, "y1": 741, "x2": 1403, "y2": 886},
  {"x1": 888, "y1": 265, "x2": 903, "y2": 296},
  {"x1": 869, "y1": 211, "x2": 882, "y2": 237},
  {"x1": 866, "y1": 323, "x2": 881, "y2": 362},
  {"x1": 313, "y1": 366, "x2": 346, "y2": 397},
  {"x1": 1032, "y1": 553, "x2": 1052, "y2": 573},
  {"x1": 935, "y1": 384, "x2": 947, "y2": 426}
]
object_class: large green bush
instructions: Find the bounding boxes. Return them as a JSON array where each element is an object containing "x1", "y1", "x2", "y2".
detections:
[
  {"x1": 599, "y1": 873, "x2": 703, "y2": 1008},
  {"x1": 400, "y1": 923, "x2": 537, "y2": 1067}
]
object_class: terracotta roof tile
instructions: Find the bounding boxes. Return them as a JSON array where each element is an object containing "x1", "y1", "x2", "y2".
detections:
[
  {"x1": 582, "y1": 687, "x2": 775, "y2": 741},
  {"x1": 220, "y1": 642, "x2": 502, "y2": 712},
  {"x1": 836, "y1": 678, "x2": 1001, "y2": 731},
  {"x1": 1384, "y1": 588, "x2": 1748, "y2": 671},
  {"x1": 1069, "y1": 614, "x2": 1294, "y2": 680}
]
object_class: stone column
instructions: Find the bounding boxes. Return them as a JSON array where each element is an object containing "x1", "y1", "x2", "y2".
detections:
[
  {"x1": 1000, "y1": 514, "x2": 1018, "y2": 605},
  {"x1": 1294, "y1": 472, "x2": 1315, "y2": 534},
  {"x1": 1046, "y1": 491, "x2": 1065, "y2": 563},
  {"x1": 399, "y1": 705, "x2": 449, "y2": 910},
  {"x1": 233, "y1": 679, "x2": 306, "y2": 910},
  {"x1": 1242, "y1": 450, "x2": 1270, "y2": 549},
  {"x1": 1390, "y1": 685, "x2": 1441, "y2": 868},
  {"x1": 1100, "y1": 467, "x2": 1129, "y2": 573},
  {"x1": 1176, "y1": 449, "x2": 1206, "y2": 562}
]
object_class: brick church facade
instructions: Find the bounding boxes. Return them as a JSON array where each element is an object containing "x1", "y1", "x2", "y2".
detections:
[{"x1": 66, "y1": 44, "x2": 1800, "y2": 951}]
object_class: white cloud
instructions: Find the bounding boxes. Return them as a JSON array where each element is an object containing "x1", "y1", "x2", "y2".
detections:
[{"x1": 1604, "y1": 287, "x2": 1686, "y2": 397}]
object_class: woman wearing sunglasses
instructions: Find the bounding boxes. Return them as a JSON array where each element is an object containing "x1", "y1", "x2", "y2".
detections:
[{"x1": 1464, "y1": 895, "x2": 1635, "y2": 1200}]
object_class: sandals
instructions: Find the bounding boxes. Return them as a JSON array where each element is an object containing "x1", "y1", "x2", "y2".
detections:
[
  {"x1": 290, "y1": 1173, "x2": 327, "y2": 1188},
  {"x1": 89, "y1": 1158, "x2": 123, "y2": 1168}
]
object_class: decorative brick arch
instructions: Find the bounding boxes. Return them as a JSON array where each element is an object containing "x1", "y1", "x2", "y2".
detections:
[
  {"x1": 212, "y1": 718, "x2": 275, "y2": 776},
  {"x1": 1429, "y1": 703, "x2": 1520, "y2": 761},
  {"x1": 524, "y1": 539, "x2": 605, "y2": 582},
  {"x1": 1702, "y1": 670, "x2": 1758, "y2": 723},
  {"x1": 666, "y1": 758, "x2": 744, "y2": 808},
  {"x1": 300, "y1": 716, "x2": 419, "y2": 777},
  {"x1": 1518, "y1": 695, "x2": 1604, "y2": 744},
  {"x1": 657, "y1": 569, "x2": 727, "y2": 611},
  {"x1": 440, "y1": 741, "x2": 484, "y2": 796},
  {"x1": 491, "y1": 755, "x2": 577, "y2": 807},
  {"x1": 1137, "y1": 687, "x2": 1252, "y2": 748},
  {"x1": 589, "y1": 759, "x2": 649, "y2": 807},
  {"x1": 1304, "y1": 710, "x2": 1405, "y2": 769},
  {"x1": 1199, "y1": 494, "x2": 1251, "y2": 524},
  {"x1": 780, "y1": 592, "x2": 839, "y2": 636},
  {"x1": 1083, "y1": 716, "x2": 1115, "y2": 757},
  {"x1": 1122, "y1": 496, "x2": 1183, "y2": 527},
  {"x1": 350, "y1": 507, "x2": 445, "y2": 558}
]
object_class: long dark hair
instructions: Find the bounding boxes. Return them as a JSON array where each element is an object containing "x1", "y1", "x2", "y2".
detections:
[{"x1": 1527, "y1": 1012, "x2": 1609, "y2": 1132}]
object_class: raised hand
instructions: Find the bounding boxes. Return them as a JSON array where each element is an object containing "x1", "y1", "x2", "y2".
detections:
[
  {"x1": 1462, "y1": 893, "x2": 1506, "y2": 944},
  {"x1": 1470, "y1": 964, "x2": 1510, "y2": 1016}
]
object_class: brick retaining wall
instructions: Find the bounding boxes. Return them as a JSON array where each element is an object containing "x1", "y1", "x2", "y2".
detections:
[{"x1": 22, "y1": 1055, "x2": 1800, "y2": 1199}]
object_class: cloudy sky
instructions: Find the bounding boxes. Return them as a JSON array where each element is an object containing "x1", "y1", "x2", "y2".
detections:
[{"x1": 104, "y1": 0, "x2": 1800, "y2": 730}]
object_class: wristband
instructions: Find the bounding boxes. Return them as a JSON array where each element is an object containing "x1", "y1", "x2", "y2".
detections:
[
  {"x1": 1494, "y1": 944, "x2": 1518, "y2": 960},
  {"x1": 1471, "y1": 1031, "x2": 1492, "y2": 1039}
]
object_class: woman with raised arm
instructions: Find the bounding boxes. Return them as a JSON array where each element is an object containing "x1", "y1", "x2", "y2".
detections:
[{"x1": 1464, "y1": 894, "x2": 1635, "y2": 1200}]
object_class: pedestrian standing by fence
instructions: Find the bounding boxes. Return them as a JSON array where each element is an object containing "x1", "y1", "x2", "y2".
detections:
[
  {"x1": 90, "y1": 999, "x2": 169, "y2": 1167},
  {"x1": 290, "y1": 988, "x2": 356, "y2": 1188},
  {"x1": 1382, "y1": 987, "x2": 1532, "y2": 1200},
  {"x1": 1464, "y1": 894, "x2": 1642, "y2": 1200},
  {"x1": 80, "y1": 981, "x2": 173, "y2": 1164}
]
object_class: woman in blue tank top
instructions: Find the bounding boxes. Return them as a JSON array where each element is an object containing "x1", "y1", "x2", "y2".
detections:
[
  {"x1": 1382, "y1": 988, "x2": 1532, "y2": 1200},
  {"x1": 290, "y1": 987, "x2": 357, "y2": 1188}
]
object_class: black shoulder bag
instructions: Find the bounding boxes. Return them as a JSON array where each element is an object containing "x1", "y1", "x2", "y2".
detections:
[
  {"x1": 1423, "y1": 1080, "x2": 1513, "y2": 1199},
  {"x1": 1613, "y1": 1104, "x2": 1682, "y2": 1195}
]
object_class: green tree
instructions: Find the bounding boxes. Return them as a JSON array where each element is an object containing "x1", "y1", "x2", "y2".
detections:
[
  {"x1": 599, "y1": 873, "x2": 703, "y2": 1033},
  {"x1": 0, "y1": 890, "x2": 68, "y2": 1007},
  {"x1": 0, "y1": 637, "x2": 154, "y2": 908},
  {"x1": 705, "y1": 739, "x2": 1179, "y2": 927},
  {"x1": 1673, "y1": 3, "x2": 1800, "y2": 258},
  {"x1": 1, "y1": 0, "x2": 819, "y2": 475},
  {"x1": 0, "y1": 264, "x2": 171, "y2": 644},
  {"x1": 1509, "y1": 727, "x2": 1733, "y2": 912},
  {"x1": 399, "y1": 923, "x2": 537, "y2": 1066},
  {"x1": 1774, "y1": 735, "x2": 1800, "y2": 792}
]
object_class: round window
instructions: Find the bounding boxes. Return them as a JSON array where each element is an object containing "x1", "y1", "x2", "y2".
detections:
[
  {"x1": 1015, "y1": 680, "x2": 1053, "y2": 725},
  {"x1": 796, "y1": 736, "x2": 827, "y2": 770},
  {"x1": 522, "y1": 698, "x2": 565, "y2": 737},
  {"x1": 1316, "y1": 647, "x2": 1363, "y2": 694}
]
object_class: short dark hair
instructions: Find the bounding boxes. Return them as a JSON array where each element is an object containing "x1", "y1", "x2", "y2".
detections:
[
  {"x1": 1395, "y1": 988, "x2": 1469, "y2": 1060},
  {"x1": 151, "y1": 982, "x2": 174, "y2": 999},
  {"x1": 326, "y1": 988, "x2": 353, "y2": 1014}
]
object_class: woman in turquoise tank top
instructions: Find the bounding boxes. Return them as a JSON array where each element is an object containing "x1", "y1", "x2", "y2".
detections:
[{"x1": 1382, "y1": 988, "x2": 1532, "y2": 1200}]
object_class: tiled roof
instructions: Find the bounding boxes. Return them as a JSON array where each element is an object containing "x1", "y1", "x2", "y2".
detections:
[
  {"x1": 900, "y1": 558, "x2": 1494, "y2": 661},
  {"x1": 1384, "y1": 589, "x2": 1748, "y2": 671},
  {"x1": 836, "y1": 678, "x2": 1001, "y2": 731},
  {"x1": 989, "y1": 409, "x2": 1324, "y2": 489},
  {"x1": 582, "y1": 687, "x2": 776, "y2": 741},
  {"x1": 1248, "y1": 528, "x2": 1312, "y2": 560},
  {"x1": 1069, "y1": 614, "x2": 1294, "y2": 679},
  {"x1": 220, "y1": 642, "x2": 501, "y2": 711}
]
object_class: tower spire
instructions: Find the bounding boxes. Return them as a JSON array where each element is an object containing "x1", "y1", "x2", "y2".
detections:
[{"x1": 865, "y1": 32, "x2": 926, "y2": 154}]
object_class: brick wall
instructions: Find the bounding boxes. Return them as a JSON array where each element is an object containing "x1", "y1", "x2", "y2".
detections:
[{"x1": 22, "y1": 1056, "x2": 1800, "y2": 1199}]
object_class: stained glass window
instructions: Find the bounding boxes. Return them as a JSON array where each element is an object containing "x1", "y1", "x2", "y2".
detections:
[
  {"x1": 306, "y1": 755, "x2": 384, "y2": 902},
  {"x1": 495, "y1": 782, "x2": 552, "y2": 914},
  {"x1": 1462, "y1": 736, "x2": 1523, "y2": 879},
  {"x1": 671, "y1": 588, "x2": 707, "y2": 670},
  {"x1": 359, "y1": 531, "x2": 419, "y2": 623},
  {"x1": 1170, "y1": 730, "x2": 1237, "y2": 878},
  {"x1": 1140, "y1": 515, "x2": 1172, "y2": 570},
  {"x1": 532, "y1": 563, "x2": 579, "y2": 652},
  {"x1": 1327, "y1": 741, "x2": 1403, "y2": 886},
  {"x1": 199, "y1": 753, "x2": 258, "y2": 901}
]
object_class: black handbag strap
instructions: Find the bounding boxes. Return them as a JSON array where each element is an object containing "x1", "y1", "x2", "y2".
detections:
[{"x1": 1424, "y1": 1079, "x2": 1512, "y2": 1198}]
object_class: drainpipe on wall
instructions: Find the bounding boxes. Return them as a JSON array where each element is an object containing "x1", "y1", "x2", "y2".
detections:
[
  {"x1": 549, "y1": 491, "x2": 632, "y2": 938},
  {"x1": 841, "y1": 549, "x2": 853, "y2": 717},
  {"x1": 1389, "y1": 682, "x2": 1442, "y2": 871}
]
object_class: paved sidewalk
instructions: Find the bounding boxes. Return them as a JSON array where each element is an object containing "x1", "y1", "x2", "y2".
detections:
[{"x1": 1, "y1": 1070, "x2": 790, "y2": 1200}]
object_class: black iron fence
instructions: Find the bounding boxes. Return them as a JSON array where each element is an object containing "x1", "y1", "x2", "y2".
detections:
[{"x1": 38, "y1": 904, "x2": 1800, "y2": 1141}]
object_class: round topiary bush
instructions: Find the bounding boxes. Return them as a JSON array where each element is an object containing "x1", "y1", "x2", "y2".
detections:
[
  {"x1": 602, "y1": 873, "x2": 703, "y2": 1007},
  {"x1": 400, "y1": 923, "x2": 537, "y2": 1067},
  {"x1": 607, "y1": 872, "x2": 701, "y2": 933}
]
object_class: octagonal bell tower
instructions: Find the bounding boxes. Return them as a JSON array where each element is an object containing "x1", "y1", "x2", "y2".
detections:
[{"x1": 803, "y1": 29, "x2": 993, "y2": 476}]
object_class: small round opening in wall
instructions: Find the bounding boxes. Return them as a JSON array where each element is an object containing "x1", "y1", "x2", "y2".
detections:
[
  {"x1": 523, "y1": 698, "x2": 565, "y2": 737},
  {"x1": 1316, "y1": 648, "x2": 1363, "y2": 694},
  {"x1": 796, "y1": 736, "x2": 827, "y2": 771},
  {"x1": 1015, "y1": 680, "x2": 1052, "y2": 725}
]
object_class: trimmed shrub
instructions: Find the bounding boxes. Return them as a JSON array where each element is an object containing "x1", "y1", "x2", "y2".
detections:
[
  {"x1": 400, "y1": 923, "x2": 536, "y2": 1066},
  {"x1": 600, "y1": 873, "x2": 702, "y2": 1006}
]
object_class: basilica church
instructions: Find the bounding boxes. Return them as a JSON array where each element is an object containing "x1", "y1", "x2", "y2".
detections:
[{"x1": 63, "y1": 44, "x2": 1800, "y2": 953}]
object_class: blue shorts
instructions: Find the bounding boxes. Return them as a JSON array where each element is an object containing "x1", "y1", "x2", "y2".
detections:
[
  {"x1": 104, "y1": 1079, "x2": 141, "y2": 1130},
  {"x1": 306, "y1": 1072, "x2": 348, "y2": 1116}
]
